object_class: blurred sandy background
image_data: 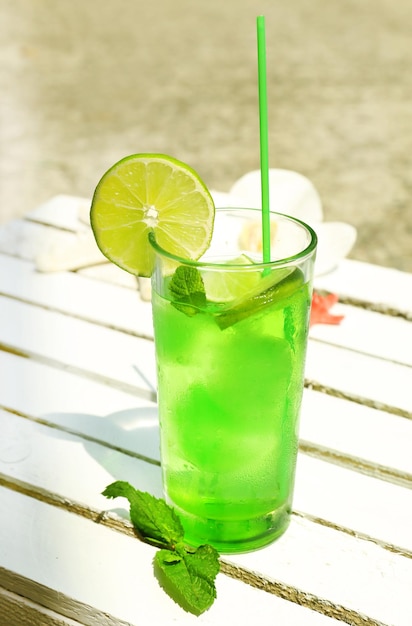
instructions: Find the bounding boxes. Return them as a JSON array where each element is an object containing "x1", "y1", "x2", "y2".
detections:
[{"x1": 1, "y1": 0, "x2": 411, "y2": 271}]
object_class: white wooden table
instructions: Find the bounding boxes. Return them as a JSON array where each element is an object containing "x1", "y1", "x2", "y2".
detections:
[{"x1": 1, "y1": 196, "x2": 411, "y2": 626}]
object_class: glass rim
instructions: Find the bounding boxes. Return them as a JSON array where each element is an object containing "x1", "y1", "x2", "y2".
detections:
[{"x1": 148, "y1": 207, "x2": 318, "y2": 270}]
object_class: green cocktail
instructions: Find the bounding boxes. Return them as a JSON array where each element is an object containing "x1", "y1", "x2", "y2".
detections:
[{"x1": 150, "y1": 208, "x2": 317, "y2": 553}]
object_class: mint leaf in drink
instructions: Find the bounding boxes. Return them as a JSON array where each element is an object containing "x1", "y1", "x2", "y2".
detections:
[
  {"x1": 102, "y1": 481, "x2": 220, "y2": 615},
  {"x1": 170, "y1": 265, "x2": 205, "y2": 298},
  {"x1": 169, "y1": 265, "x2": 206, "y2": 316},
  {"x1": 103, "y1": 481, "x2": 183, "y2": 547},
  {"x1": 155, "y1": 543, "x2": 220, "y2": 615}
]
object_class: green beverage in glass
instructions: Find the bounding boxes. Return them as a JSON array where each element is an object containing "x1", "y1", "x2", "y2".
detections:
[{"x1": 150, "y1": 207, "x2": 317, "y2": 553}]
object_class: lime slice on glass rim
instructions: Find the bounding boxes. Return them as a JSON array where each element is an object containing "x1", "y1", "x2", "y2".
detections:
[{"x1": 90, "y1": 153, "x2": 215, "y2": 277}]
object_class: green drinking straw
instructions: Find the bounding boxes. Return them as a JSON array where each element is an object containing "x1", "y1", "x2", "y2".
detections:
[{"x1": 257, "y1": 15, "x2": 271, "y2": 264}]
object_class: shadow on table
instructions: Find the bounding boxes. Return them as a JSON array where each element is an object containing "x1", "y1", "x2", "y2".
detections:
[{"x1": 42, "y1": 405, "x2": 164, "y2": 504}]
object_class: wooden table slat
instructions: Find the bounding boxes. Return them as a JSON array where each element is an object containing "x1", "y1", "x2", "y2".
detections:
[
  {"x1": 314, "y1": 258, "x2": 412, "y2": 316},
  {"x1": 306, "y1": 341, "x2": 412, "y2": 414}
]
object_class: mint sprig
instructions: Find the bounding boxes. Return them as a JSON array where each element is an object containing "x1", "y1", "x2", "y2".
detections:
[
  {"x1": 169, "y1": 265, "x2": 206, "y2": 316},
  {"x1": 102, "y1": 481, "x2": 220, "y2": 615}
]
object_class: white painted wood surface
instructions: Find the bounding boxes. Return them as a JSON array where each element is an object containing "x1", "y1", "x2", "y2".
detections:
[{"x1": 1, "y1": 196, "x2": 411, "y2": 626}]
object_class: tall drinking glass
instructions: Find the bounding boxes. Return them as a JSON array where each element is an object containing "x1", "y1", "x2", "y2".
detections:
[{"x1": 149, "y1": 208, "x2": 317, "y2": 553}]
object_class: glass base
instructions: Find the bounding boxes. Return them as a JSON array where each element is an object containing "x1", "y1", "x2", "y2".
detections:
[{"x1": 170, "y1": 500, "x2": 291, "y2": 554}]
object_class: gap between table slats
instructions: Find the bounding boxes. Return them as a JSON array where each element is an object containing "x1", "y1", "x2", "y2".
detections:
[
  {"x1": 0, "y1": 289, "x2": 154, "y2": 342},
  {"x1": 317, "y1": 291, "x2": 412, "y2": 322},
  {"x1": 0, "y1": 341, "x2": 157, "y2": 403},
  {"x1": 305, "y1": 379, "x2": 411, "y2": 421},
  {"x1": 299, "y1": 439, "x2": 412, "y2": 489},
  {"x1": 0, "y1": 574, "x2": 132, "y2": 626}
]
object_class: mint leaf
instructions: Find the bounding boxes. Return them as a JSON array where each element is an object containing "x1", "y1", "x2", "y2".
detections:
[
  {"x1": 102, "y1": 482, "x2": 220, "y2": 615},
  {"x1": 170, "y1": 265, "x2": 205, "y2": 298},
  {"x1": 103, "y1": 480, "x2": 139, "y2": 503},
  {"x1": 169, "y1": 265, "x2": 206, "y2": 316},
  {"x1": 154, "y1": 543, "x2": 220, "y2": 615},
  {"x1": 102, "y1": 481, "x2": 183, "y2": 547}
]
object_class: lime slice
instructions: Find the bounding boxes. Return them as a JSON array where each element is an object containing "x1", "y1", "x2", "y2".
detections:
[
  {"x1": 203, "y1": 255, "x2": 294, "y2": 306},
  {"x1": 90, "y1": 153, "x2": 215, "y2": 277},
  {"x1": 203, "y1": 255, "x2": 262, "y2": 302},
  {"x1": 216, "y1": 267, "x2": 302, "y2": 329}
]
